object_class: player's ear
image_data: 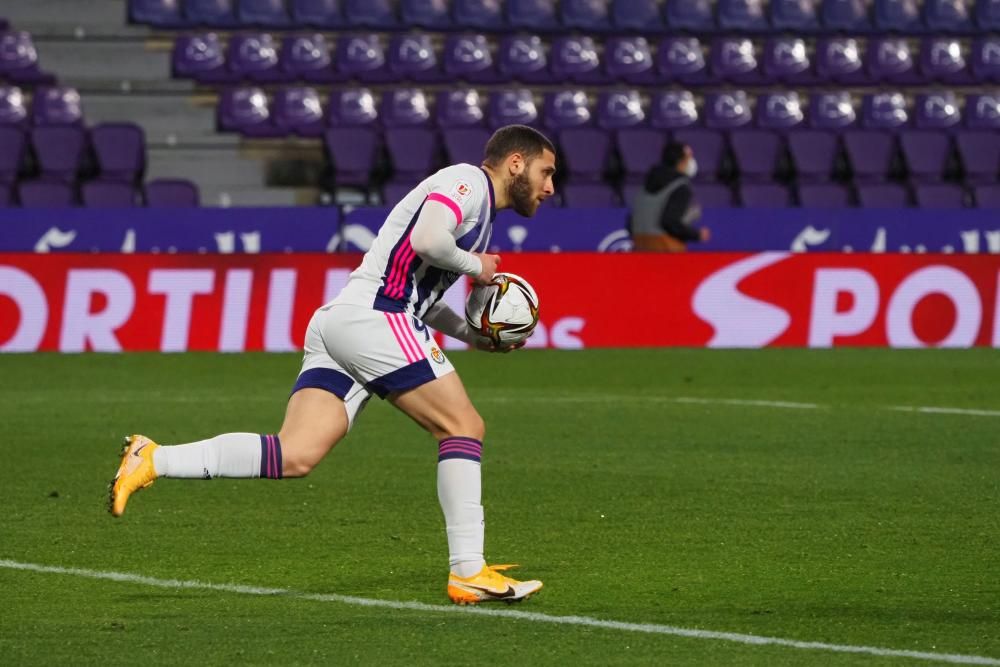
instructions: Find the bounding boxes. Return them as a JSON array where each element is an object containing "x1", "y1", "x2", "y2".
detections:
[{"x1": 508, "y1": 152, "x2": 524, "y2": 175}]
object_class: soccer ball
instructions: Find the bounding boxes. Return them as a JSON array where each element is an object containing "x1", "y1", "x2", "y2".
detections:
[{"x1": 465, "y1": 273, "x2": 540, "y2": 346}]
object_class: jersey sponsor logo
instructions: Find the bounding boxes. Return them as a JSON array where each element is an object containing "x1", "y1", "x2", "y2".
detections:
[{"x1": 451, "y1": 180, "x2": 472, "y2": 201}]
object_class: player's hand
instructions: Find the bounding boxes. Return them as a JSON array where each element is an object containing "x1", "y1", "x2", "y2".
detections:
[
  {"x1": 471, "y1": 336, "x2": 524, "y2": 353},
  {"x1": 472, "y1": 252, "x2": 501, "y2": 285}
]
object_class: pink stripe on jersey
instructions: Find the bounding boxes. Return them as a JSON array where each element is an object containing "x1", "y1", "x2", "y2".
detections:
[
  {"x1": 385, "y1": 236, "x2": 415, "y2": 300},
  {"x1": 384, "y1": 312, "x2": 417, "y2": 363},
  {"x1": 393, "y1": 312, "x2": 426, "y2": 361},
  {"x1": 426, "y1": 192, "x2": 463, "y2": 226}
]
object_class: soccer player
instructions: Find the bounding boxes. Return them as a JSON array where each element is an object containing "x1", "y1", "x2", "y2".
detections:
[{"x1": 109, "y1": 125, "x2": 557, "y2": 605}]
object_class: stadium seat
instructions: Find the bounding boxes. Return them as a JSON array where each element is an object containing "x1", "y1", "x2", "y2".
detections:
[
  {"x1": 82, "y1": 180, "x2": 139, "y2": 207},
  {"x1": 605, "y1": 37, "x2": 656, "y2": 85},
  {"x1": 0, "y1": 126, "x2": 25, "y2": 183},
  {"x1": 400, "y1": 0, "x2": 453, "y2": 29},
  {"x1": 731, "y1": 130, "x2": 782, "y2": 182},
  {"x1": 185, "y1": 0, "x2": 238, "y2": 27},
  {"x1": 965, "y1": 92, "x2": 1000, "y2": 130},
  {"x1": 757, "y1": 92, "x2": 806, "y2": 131},
  {"x1": 674, "y1": 128, "x2": 725, "y2": 181},
  {"x1": 561, "y1": 0, "x2": 613, "y2": 31},
  {"x1": 508, "y1": 0, "x2": 560, "y2": 30},
  {"x1": 559, "y1": 127, "x2": 611, "y2": 182},
  {"x1": 696, "y1": 183, "x2": 736, "y2": 207},
  {"x1": 809, "y1": 91, "x2": 858, "y2": 130},
  {"x1": 0, "y1": 183, "x2": 12, "y2": 207},
  {"x1": 797, "y1": 183, "x2": 853, "y2": 207},
  {"x1": 900, "y1": 131, "x2": 951, "y2": 182},
  {"x1": 762, "y1": 38, "x2": 817, "y2": 86},
  {"x1": 336, "y1": 34, "x2": 393, "y2": 83},
  {"x1": 218, "y1": 87, "x2": 282, "y2": 136},
  {"x1": 145, "y1": 179, "x2": 200, "y2": 207},
  {"x1": 873, "y1": 0, "x2": 924, "y2": 32},
  {"x1": 344, "y1": 0, "x2": 398, "y2": 28},
  {"x1": 788, "y1": 129, "x2": 840, "y2": 181},
  {"x1": 31, "y1": 126, "x2": 87, "y2": 182},
  {"x1": 130, "y1": 0, "x2": 186, "y2": 27},
  {"x1": 0, "y1": 86, "x2": 28, "y2": 127},
  {"x1": 551, "y1": 36, "x2": 607, "y2": 85},
  {"x1": 497, "y1": 34, "x2": 550, "y2": 84},
  {"x1": 237, "y1": 0, "x2": 291, "y2": 27},
  {"x1": 970, "y1": 37, "x2": 1000, "y2": 83},
  {"x1": 821, "y1": 0, "x2": 872, "y2": 31},
  {"x1": 172, "y1": 33, "x2": 234, "y2": 83},
  {"x1": 740, "y1": 183, "x2": 793, "y2": 207},
  {"x1": 924, "y1": 0, "x2": 973, "y2": 32},
  {"x1": 91, "y1": 123, "x2": 146, "y2": 183},
  {"x1": 543, "y1": 90, "x2": 592, "y2": 131},
  {"x1": 772, "y1": 0, "x2": 822, "y2": 30},
  {"x1": 955, "y1": 130, "x2": 1000, "y2": 183},
  {"x1": 489, "y1": 89, "x2": 539, "y2": 128},
  {"x1": 711, "y1": 38, "x2": 763, "y2": 85},
  {"x1": 437, "y1": 89, "x2": 485, "y2": 128},
  {"x1": 913, "y1": 91, "x2": 961, "y2": 130},
  {"x1": 17, "y1": 180, "x2": 76, "y2": 207},
  {"x1": 856, "y1": 182, "x2": 910, "y2": 207},
  {"x1": 382, "y1": 89, "x2": 438, "y2": 179},
  {"x1": 861, "y1": 92, "x2": 910, "y2": 130},
  {"x1": 657, "y1": 37, "x2": 709, "y2": 85},
  {"x1": 32, "y1": 86, "x2": 83, "y2": 126},
  {"x1": 389, "y1": 33, "x2": 445, "y2": 83},
  {"x1": 919, "y1": 38, "x2": 973, "y2": 85},
  {"x1": 844, "y1": 130, "x2": 896, "y2": 182},
  {"x1": 0, "y1": 31, "x2": 55, "y2": 84},
  {"x1": 273, "y1": 87, "x2": 325, "y2": 137},
  {"x1": 290, "y1": 0, "x2": 343, "y2": 28},
  {"x1": 867, "y1": 38, "x2": 921, "y2": 85},
  {"x1": 228, "y1": 33, "x2": 287, "y2": 82},
  {"x1": 976, "y1": 0, "x2": 1000, "y2": 29},
  {"x1": 562, "y1": 182, "x2": 619, "y2": 207},
  {"x1": 324, "y1": 127, "x2": 379, "y2": 187},
  {"x1": 443, "y1": 34, "x2": 501, "y2": 84},
  {"x1": 281, "y1": 34, "x2": 340, "y2": 83},
  {"x1": 650, "y1": 90, "x2": 699, "y2": 129},
  {"x1": 596, "y1": 90, "x2": 645, "y2": 130},
  {"x1": 443, "y1": 127, "x2": 490, "y2": 164},
  {"x1": 611, "y1": 0, "x2": 665, "y2": 32},
  {"x1": 815, "y1": 37, "x2": 868, "y2": 85},
  {"x1": 973, "y1": 183, "x2": 1000, "y2": 207},
  {"x1": 717, "y1": 0, "x2": 770, "y2": 31},
  {"x1": 704, "y1": 91, "x2": 753, "y2": 130},
  {"x1": 616, "y1": 128, "x2": 666, "y2": 181},
  {"x1": 665, "y1": 0, "x2": 716, "y2": 31},
  {"x1": 913, "y1": 183, "x2": 965, "y2": 208},
  {"x1": 453, "y1": 0, "x2": 506, "y2": 30},
  {"x1": 382, "y1": 178, "x2": 423, "y2": 205}
]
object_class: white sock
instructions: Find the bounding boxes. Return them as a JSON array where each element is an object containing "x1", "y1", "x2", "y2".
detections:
[
  {"x1": 152, "y1": 433, "x2": 264, "y2": 479},
  {"x1": 437, "y1": 437, "x2": 486, "y2": 577}
]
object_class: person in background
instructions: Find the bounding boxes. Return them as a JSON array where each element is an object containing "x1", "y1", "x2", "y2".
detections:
[{"x1": 629, "y1": 142, "x2": 711, "y2": 252}]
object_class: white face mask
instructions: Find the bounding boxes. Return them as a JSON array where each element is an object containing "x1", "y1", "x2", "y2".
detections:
[{"x1": 683, "y1": 157, "x2": 698, "y2": 179}]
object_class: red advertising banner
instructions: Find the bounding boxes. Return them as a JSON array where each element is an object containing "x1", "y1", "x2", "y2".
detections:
[{"x1": 1, "y1": 252, "x2": 998, "y2": 351}]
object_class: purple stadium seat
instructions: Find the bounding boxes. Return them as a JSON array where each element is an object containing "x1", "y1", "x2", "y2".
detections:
[
  {"x1": 596, "y1": 90, "x2": 645, "y2": 130},
  {"x1": 443, "y1": 34, "x2": 501, "y2": 84},
  {"x1": 617, "y1": 128, "x2": 666, "y2": 180},
  {"x1": 383, "y1": 178, "x2": 423, "y2": 205},
  {"x1": 443, "y1": 127, "x2": 490, "y2": 164},
  {"x1": 973, "y1": 184, "x2": 1000, "y2": 207},
  {"x1": 822, "y1": 0, "x2": 873, "y2": 31},
  {"x1": 861, "y1": 92, "x2": 909, "y2": 130},
  {"x1": 763, "y1": 38, "x2": 817, "y2": 86},
  {"x1": 772, "y1": 0, "x2": 822, "y2": 30},
  {"x1": 920, "y1": 38, "x2": 973, "y2": 84},
  {"x1": 229, "y1": 33, "x2": 287, "y2": 82},
  {"x1": 856, "y1": 183, "x2": 910, "y2": 207},
  {"x1": 562, "y1": 0, "x2": 613, "y2": 31},
  {"x1": 914, "y1": 183, "x2": 965, "y2": 208},
  {"x1": 508, "y1": 0, "x2": 560, "y2": 30},
  {"x1": 563, "y1": 182, "x2": 619, "y2": 207},
  {"x1": 237, "y1": 0, "x2": 291, "y2": 26},
  {"x1": 543, "y1": 90, "x2": 592, "y2": 130},
  {"x1": 789, "y1": 129, "x2": 839, "y2": 181},
  {"x1": 401, "y1": 0, "x2": 452, "y2": 29},
  {"x1": 844, "y1": 130, "x2": 896, "y2": 181},
  {"x1": 145, "y1": 179, "x2": 200, "y2": 207},
  {"x1": 874, "y1": 0, "x2": 923, "y2": 32},
  {"x1": 809, "y1": 91, "x2": 858, "y2": 130},
  {"x1": 971, "y1": 37, "x2": 1000, "y2": 83},
  {"x1": 454, "y1": 0, "x2": 506, "y2": 30},
  {"x1": 0, "y1": 126, "x2": 25, "y2": 182},
  {"x1": 612, "y1": 0, "x2": 665, "y2": 31},
  {"x1": 551, "y1": 36, "x2": 607, "y2": 85},
  {"x1": 91, "y1": 123, "x2": 145, "y2": 183},
  {"x1": 605, "y1": 37, "x2": 656, "y2": 85},
  {"x1": 437, "y1": 90, "x2": 485, "y2": 128},
  {"x1": 867, "y1": 38, "x2": 920, "y2": 85},
  {"x1": 697, "y1": 183, "x2": 736, "y2": 207},
  {"x1": 651, "y1": 90, "x2": 699, "y2": 129},
  {"x1": 291, "y1": 0, "x2": 343, "y2": 27},
  {"x1": 757, "y1": 92, "x2": 805, "y2": 131},
  {"x1": 965, "y1": 93, "x2": 1000, "y2": 130},
  {"x1": 731, "y1": 130, "x2": 782, "y2": 182},
  {"x1": 740, "y1": 184, "x2": 793, "y2": 207},
  {"x1": 925, "y1": 0, "x2": 973, "y2": 31},
  {"x1": 0, "y1": 85, "x2": 28, "y2": 127},
  {"x1": 172, "y1": 33, "x2": 233, "y2": 83},
  {"x1": 273, "y1": 87, "x2": 325, "y2": 137},
  {"x1": 674, "y1": 128, "x2": 725, "y2": 181},
  {"x1": 498, "y1": 35, "x2": 550, "y2": 84},
  {"x1": 798, "y1": 183, "x2": 852, "y2": 207},
  {"x1": 82, "y1": 180, "x2": 139, "y2": 207},
  {"x1": 657, "y1": 37, "x2": 709, "y2": 85},
  {"x1": 381, "y1": 88, "x2": 431, "y2": 127},
  {"x1": 711, "y1": 38, "x2": 763, "y2": 85},
  {"x1": 816, "y1": 37, "x2": 867, "y2": 85},
  {"x1": 913, "y1": 91, "x2": 961, "y2": 130},
  {"x1": 0, "y1": 183, "x2": 11, "y2": 207},
  {"x1": 185, "y1": 0, "x2": 238, "y2": 27},
  {"x1": 489, "y1": 89, "x2": 539, "y2": 128},
  {"x1": 18, "y1": 180, "x2": 76, "y2": 207},
  {"x1": 900, "y1": 131, "x2": 951, "y2": 181},
  {"x1": 977, "y1": 0, "x2": 1000, "y2": 28},
  {"x1": 130, "y1": 0, "x2": 186, "y2": 27},
  {"x1": 381, "y1": 92, "x2": 438, "y2": 179},
  {"x1": 281, "y1": 34, "x2": 340, "y2": 83},
  {"x1": 717, "y1": 0, "x2": 770, "y2": 31},
  {"x1": 704, "y1": 91, "x2": 753, "y2": 130},
  {"x1": 31, "y1": 126, "x2": 87, "y2": 182},
  {"x1": 328, "y1": 89, "x2": 378, "y2": 126},
  {"x1": 325, "y1": 126, "x2": 379, "y2": 187},
  {"x1": 0, "y1": 31, "x2": 54, "y2": 84},
  {"x1": 955, "y1": 130, "x2": 1000, "y2": 183},
  {"x1": 389, "y1": 33, "x2": 444, "y2": 83},
  {"x1": 559, "y1": 127, "x2": 611, "y2": 181},
  {"x1": 218, "y1": 87, "x2": 281, "y2": 136},
  {"x1": 336, "y1": 34, "x2": 393, "y2": 83},
  {"x1": 665, "y1": 0, "x2": 716, "y2": 31},
  {"x1": 344, "y1": 0, "x2": 398, "y2": 28}
]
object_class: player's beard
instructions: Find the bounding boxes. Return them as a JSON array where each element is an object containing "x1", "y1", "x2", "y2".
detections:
[{"x1": 507, "y1": 170, "x2": 538, "y2": 217}]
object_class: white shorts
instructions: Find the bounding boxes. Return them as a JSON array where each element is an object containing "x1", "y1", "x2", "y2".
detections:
[{"x1": 291, "y1": 304, "x2": 456, "y2": 427}]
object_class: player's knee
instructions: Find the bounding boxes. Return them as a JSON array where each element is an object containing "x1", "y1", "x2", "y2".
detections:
[
  {"x1": 445, "y1": 411, "x2": 485, "y2": 442},
  {"x1": 278, "y1": 431, "x2": 340, "y2": 478}
]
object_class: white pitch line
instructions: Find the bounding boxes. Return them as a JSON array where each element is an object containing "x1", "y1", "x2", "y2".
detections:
[
  {"x1": 2, "y1": 559, "x2": 997, "y2": 666},
  {"x1": 479, "y1": 395, "x2": 820, "y2": 410},
  {"x1": 670, "y1": 397, "x2": 820, "y2": 410},
  {"x1": 889, "y1": 406, "x2": 1000, "y2": 418}
]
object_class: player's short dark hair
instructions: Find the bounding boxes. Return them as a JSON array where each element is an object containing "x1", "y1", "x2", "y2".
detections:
[
  {"x1": 662, "y1": 141, "x2": 687, "y2": 167},
  {"x1": 483, "y1": 125, "x2": 556, "y2": 167}
]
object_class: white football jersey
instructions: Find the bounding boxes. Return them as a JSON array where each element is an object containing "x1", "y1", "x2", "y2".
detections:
[{"x1": 333, "y1": 164, "x2": 496, "y2": 319}]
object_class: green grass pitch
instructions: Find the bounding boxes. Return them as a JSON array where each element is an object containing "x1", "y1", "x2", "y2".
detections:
[{"x1": 1, "y1": 349, "x2": 998, "y2": 666}]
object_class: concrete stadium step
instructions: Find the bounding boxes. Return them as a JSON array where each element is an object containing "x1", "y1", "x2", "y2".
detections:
[
  {"x1": 81, "y1": 93, "x2": 236, "y2": 148},
  {"x1": 3, "y1": 0, "x2": 146, "y2": 38}
]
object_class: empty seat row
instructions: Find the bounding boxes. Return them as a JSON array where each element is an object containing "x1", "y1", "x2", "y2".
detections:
[
  {"x1": 0, "y1": 123, "x2": 147, "y2": 184},
  {"x1": 172, "y1": 32, "x2": 1000, "y2": 86},
  {"x1": 130, "y1": 0, "x2": 1000, "y2": 34},
  {"x1": 0, "y1": 179, "x2": 200, "y2": 208}
]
